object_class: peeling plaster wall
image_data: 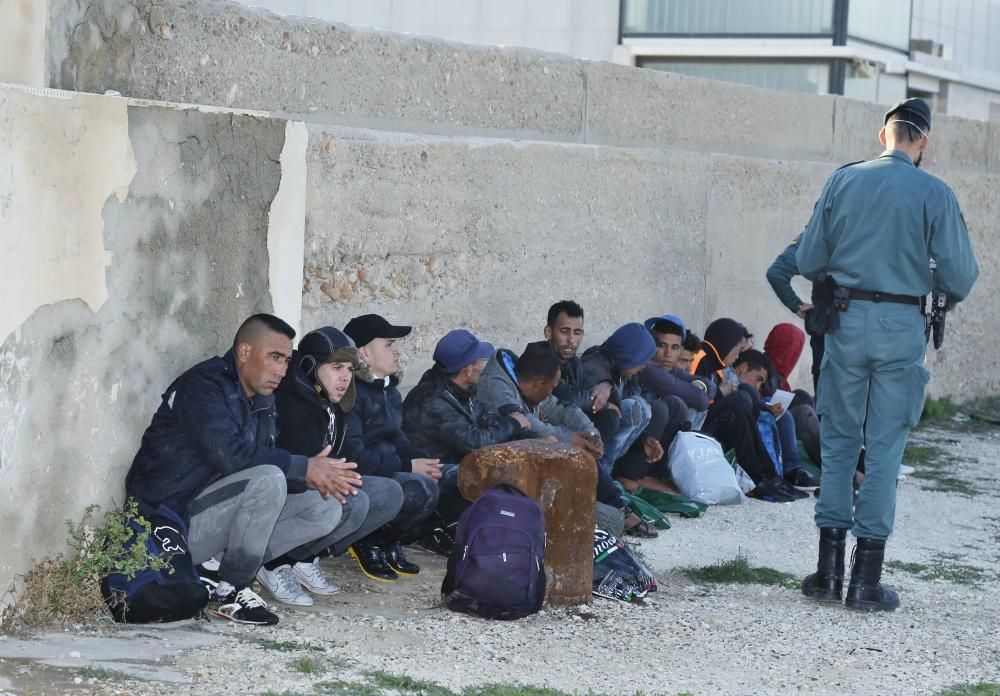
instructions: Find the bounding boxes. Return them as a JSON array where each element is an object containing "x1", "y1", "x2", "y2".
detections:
[
  {"x1": 0, "y1": 0, "x2": 47, "y2": 86},
  {"x1": 0, "y1": 85, "x2": 290, "y2": 599},
  {"x1": 46, "y1": 0, "x2": 1000, "y2": 400}
]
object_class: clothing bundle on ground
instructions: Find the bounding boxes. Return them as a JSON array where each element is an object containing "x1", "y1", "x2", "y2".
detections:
[
  {"x1": 592, "y1": 528, "x2": 657, "y2": 602},
  {"x1": 667, "y1": 431, "x2": 745, "y2": 505},
  {"x1": 100, "y1": 504, "x2": 208, "y2": 623}
]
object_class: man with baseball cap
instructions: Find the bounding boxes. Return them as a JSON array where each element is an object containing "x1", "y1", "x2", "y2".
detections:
[
  {"x1": 797, "y1": 97, "x2": 978, "y2": 611},
  {"x1": 340, "y1": 314, "x2": 442, "y2": 578},
  {"x1": 402, "y1": 329, "x2": 532, "y2": 464}
]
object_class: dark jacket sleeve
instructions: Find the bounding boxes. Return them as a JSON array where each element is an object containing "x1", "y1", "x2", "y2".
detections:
[
  {"x1": 581, "y1": 350, "x2": 621, "y2": 406},
  {"x1": 434, "y1": 395, "x2": 519, "y2": 459},
  {"x1": 640, "y1": 362, "x2": 712, "y2": 411},
  {"x1": 342, "y1": 410, "x2": 408, "y2": 476},
  {"x1": 174, "y1": 369, "x2": 306, "y2": 484},
  {"x1": 553, "y1": 359, "x2": 593, "y2": 411},
  {"x1": 766, "y1": 233, "x2": 807, "y2": 314}
]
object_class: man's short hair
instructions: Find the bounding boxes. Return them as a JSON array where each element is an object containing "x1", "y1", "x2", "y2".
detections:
[
  {"x1": 233, "y1": 313, "x2": 296, "y2": 350},
  {"x1": 650, "y1": 319, "x2": 684, "y2": 338},
  {"x1": 515, "y1": 343, "x2": 562, "y2": 382},
  {"x1": 733, "y1": 348, "x2": 768, "y2": 373},
  {"x1": 888, "y1": 109, "x2": 930, "y2": 144},
  {"x1": 682, "y1": 330, "x2": 703, "y2": 353},
  {"x1": 546, "y1": 300, "x2": 584, "y2": 328}
]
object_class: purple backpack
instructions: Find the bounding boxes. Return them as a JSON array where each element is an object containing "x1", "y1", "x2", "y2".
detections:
[{"x1": 441, "y1": 484, "x2": 546, "y2": 620}]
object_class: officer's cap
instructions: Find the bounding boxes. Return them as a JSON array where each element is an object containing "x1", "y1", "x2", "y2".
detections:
[{"x1": 883, "y1": 97, "x2": 932, "y2": 131}]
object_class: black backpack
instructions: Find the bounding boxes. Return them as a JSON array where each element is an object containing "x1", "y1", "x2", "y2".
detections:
[
  {"x1": 441, "y1": 484, "x2": 546, "y2": 620},
  {"x1": 100, "y1": 504, "x2": 208, "y2": 623}
]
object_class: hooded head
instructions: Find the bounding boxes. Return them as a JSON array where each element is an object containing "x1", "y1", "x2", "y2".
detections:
[
  {"x1": 604, "y1": 322, "x2": 656, "y2": 375},
  {"x1": 297, "y1": 327, "x2": 359, "y2": 411},
  {"x1": 763, "y1": 323, "x2": 805, "y2": 390},
  {"x1": 695, "y1": 318, "x2": 747, "y2": 377}
]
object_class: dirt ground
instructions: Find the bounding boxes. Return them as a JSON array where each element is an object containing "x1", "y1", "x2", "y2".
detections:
[{"x1": 2, "y1": 421, "x2": 999, "y2": 696}]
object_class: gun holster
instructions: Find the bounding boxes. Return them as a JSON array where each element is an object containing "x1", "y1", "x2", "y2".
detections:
[{"x1": 806, "y1": 274, "x2": 841, "y2": 336}]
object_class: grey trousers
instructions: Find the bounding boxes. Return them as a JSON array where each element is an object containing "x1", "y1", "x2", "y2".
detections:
[
  {"x1": 312, "y1": 475, "x2": 404, "y2": 557},
  {"x1": 187, "y1": 465, "x2": 342, "y2": 588}
]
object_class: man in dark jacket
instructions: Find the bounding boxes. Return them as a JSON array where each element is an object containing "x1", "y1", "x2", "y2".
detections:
[
  {"x1": 273, "y1": 326, "x2": 406, "y2": 591},
  {"x1": 125, "y1": 314, "x2": 364, "y2": 626},
  {"x1": 402, "y1": 329, "x2": 531, "y2": 463},
  {"x1": 341, "y1": 314, "x2": 446, "y2": 572},
  {"x1": 580, "y1": 322, "x2": 657, "y2": 477}
]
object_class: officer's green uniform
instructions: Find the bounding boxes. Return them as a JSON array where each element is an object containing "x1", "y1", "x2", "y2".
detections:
[
  {"x1": 766, "y1": 231, "x2": 808, "y2": 314},
  {"x1": 796, "y1": 150, "x2": 979, "y2": 540}
]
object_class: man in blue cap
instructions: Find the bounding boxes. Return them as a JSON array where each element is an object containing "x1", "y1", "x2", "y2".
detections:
[
  {"x1": 402, "y1": 329, "x2": 533, "y2": 464},
  {"x1": 796, "y1": 98, "x2": 979, "y2": 612}
]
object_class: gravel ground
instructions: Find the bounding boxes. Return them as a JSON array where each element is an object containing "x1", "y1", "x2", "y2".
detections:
[{"x1": 2, "y1": 423, "x2": 999, "y2": 696}]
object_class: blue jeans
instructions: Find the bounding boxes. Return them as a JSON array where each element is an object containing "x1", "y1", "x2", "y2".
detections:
[{"x1": 597, "y1": 397, "x2": 651, "y2": 474}]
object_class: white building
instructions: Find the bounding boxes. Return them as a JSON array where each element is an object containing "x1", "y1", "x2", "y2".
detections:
[{"x1": 234, "y1": 0, "x2": 1000, "y2": 121}]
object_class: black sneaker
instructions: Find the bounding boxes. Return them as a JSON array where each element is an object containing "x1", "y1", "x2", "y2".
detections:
[
  {"x1": 384, "y1": 541, "x2": 420, "y2": 576},
  {"x1": 417, "y1": 524, "x2": 456, "y2": 558},
  {"x1": 785, "y1": 468, "x2": 820, "y2": 488},
  {"x1": 208, "y1": 587, "x2": 279, "y2": 626},
  {"x1": 347, "y1": 542, "x2": 397, "y2": 582},
  {"x1": 748, "y1": 478, "x2": 796, "y2": 503},
  {"x1": 197, "y1": 558, "x2": 221, "y2": 593},
  {"x1": 624, "y1": 519, "x2": 659, "y2": 539},
  {"x1": 776, "y1": 478, "x2": 810, "y2": 500}
]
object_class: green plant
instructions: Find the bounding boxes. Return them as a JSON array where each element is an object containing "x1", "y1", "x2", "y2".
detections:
[
  {"x1": 78, "y1": 665, "x2": 120, "y2": 680},
  {"x1": 313, "y1": 681, "x2": 382, "y2": 696},
  {"x1": 921, "y1": 397, "x2": 957, "y2": 423},
  {"x1": 1, "y1": 500, "x2": 168, "y2": 630},
  {"x1": 939, "y1": 683, "x2": 1000, "y2": 696},
  {"x1": 681, "y1": 554, "x2": 798, "y2": 588},
  {"x1": 367, "y1": 671, "x2": 456, "y2": 695},
  {"x1": 256, "y1": 639, "x2": 325, "y2": 653},
  {"x1": 290, "y1": 657, "x2": 324, "y2": 674},
  {"x1": 886, "y1": 555, "x2": 990, "y2": 587}
]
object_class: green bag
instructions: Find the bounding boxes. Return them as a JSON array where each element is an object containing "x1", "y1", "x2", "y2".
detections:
[
  {"x1": 624, "y1": 493, "x2": 671, "y2": 530},
  {"x1": 634, "y1": 487, "x2": 709, "y2": 519}
]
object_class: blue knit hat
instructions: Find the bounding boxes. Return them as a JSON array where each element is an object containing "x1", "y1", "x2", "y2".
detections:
[
  {"x1": 433, "y1": 329, "x2": 494, "y2": 373},
  {"x1": 604, "y1": 323, "x2": 656, "y2": 372}
]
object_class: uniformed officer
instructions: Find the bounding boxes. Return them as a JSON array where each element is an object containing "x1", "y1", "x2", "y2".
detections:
[
  {"x1": 795, "y1": 98, "x2": 979, "y2": 612},
  {"x1": 766, "y1": 229, "x2": 822, "y2": 392}
]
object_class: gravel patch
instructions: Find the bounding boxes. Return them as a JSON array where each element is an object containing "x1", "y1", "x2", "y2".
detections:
[{"x1": 2, "y1": 425, "x2": 999, "y2": 695}]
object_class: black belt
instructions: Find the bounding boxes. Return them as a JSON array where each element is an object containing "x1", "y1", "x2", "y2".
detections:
[{"x1": 847, "y1": 289, "x2": 922, "y2": 306}]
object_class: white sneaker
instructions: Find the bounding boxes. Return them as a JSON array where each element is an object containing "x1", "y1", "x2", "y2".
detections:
[
  {"x1": 292, "y1": 558, "x2": 340, "y2": 595},
  {"x1": 255, "y1": 565, "x2": 313, "y2": 606},
  {"x1": 899, "y1": 464, "x2": 916, "y2": 476}
]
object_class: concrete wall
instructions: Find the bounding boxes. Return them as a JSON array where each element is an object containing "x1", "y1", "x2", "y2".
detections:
[
  {"x1": 0, "y1": 0, "x2": 47, "y2": 86},
  {"x1": 0, "y1": 84, "x2": 300, "y2": 600},
  {"x1": 231, "y1": 0, "x2": 619, "y2": 62},
  {"x1": 39, "y1": 0, "x2": 1000, "y2": 397}
]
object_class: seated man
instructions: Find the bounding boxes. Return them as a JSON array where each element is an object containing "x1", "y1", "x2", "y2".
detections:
[
  {"x1": 403, "y1": 329, "x2": 532, "y2": 463},
  {"x1": 580, "y1": 323, "x2": 657, "y2": 476},
  {"x1": 342, "y1": 314, "x2": 457, "y2": 572},
  {"x1": 125, "y1": 314, "x2": 366, "y2": 626},
  {"x1": 677, "y1": 330, "x2": 703, "y2": 374},
  {"x1": 641, "y1": 315, "x2": 716, "y2": 431},
  {"x1": 526, "y1": 301, "x2": 651, "y2": 536},
  {"x1": 273, "y1": 326, "x2": 406, "y2": 590}
]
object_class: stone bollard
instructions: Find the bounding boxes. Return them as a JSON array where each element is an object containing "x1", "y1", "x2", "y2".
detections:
[{"x1": 458, "y1": 440, "x2": 597, "y2": 605}]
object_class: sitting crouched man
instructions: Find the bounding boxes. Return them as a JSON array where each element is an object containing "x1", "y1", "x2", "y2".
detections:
[{"x1": 125, "y1": 314, "x2": 368, "y2": 626}]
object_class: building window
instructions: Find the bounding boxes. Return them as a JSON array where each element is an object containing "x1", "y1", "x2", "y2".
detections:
[
  {"x1": 621, "y1": 0, "x2": 835, "y2": 37},
  {"x1": 846, "y1": 0, "x2": 912, "y2": 51},
  {"x1": 637, "y1": 59, "x2": 833, "y2": 94}
]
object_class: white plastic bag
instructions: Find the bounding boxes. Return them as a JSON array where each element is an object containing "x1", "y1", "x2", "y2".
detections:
[{"x1": 668, "y1": 431, "x2": 745, "y2": 505}]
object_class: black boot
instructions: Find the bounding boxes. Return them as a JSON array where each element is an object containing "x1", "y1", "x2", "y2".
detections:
[
  {"x1": 801, "y1": 528, "x2": 847, "y2": 602},
  {"x1": 384, "y1": 541, "x2": 420, "y2": 576},
  {"x1": 347, "y1": 541, "x2": 397, "y2": 582},
  {"x1": 845, "y1": 537, "x2": 899, "y2": 612}
]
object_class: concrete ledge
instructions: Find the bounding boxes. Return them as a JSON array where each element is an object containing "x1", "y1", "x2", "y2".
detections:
[
  {"x1": 584, "y1": 62, "x2": 837, "y2": 162},
  {"x1": 49, "y1": 0, "x2": 589, "y2": 141}
]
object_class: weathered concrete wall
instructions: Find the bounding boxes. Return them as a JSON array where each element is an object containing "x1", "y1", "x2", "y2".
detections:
[
  {"x1": 0, "y1": 84, "x2": 296, "y2": 600},
  {"x1": 0, "y1": 0, "x2": 47, "y2": 86},
  {"x1": 43, "y1": 0, "x2": 1000, "y2": 399}
]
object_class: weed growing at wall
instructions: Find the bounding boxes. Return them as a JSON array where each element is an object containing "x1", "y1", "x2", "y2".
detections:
[{"x1": 0, "y1": 500, "x2": 166, "y2": 631}]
